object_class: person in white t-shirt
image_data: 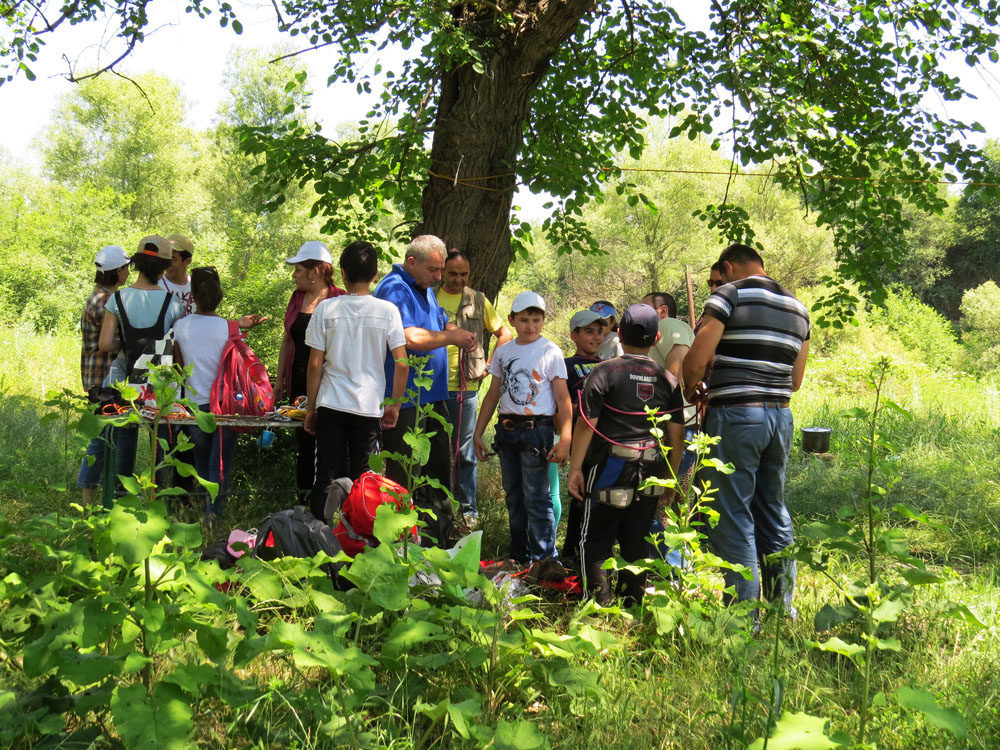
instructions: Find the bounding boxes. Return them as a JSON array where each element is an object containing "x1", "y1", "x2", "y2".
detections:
[
  {"x1": 173, "y1": 266, "x2": 238, "y2": 521},
  {"x1": 159, "y1": 234, "x2": 195, "y2": 316},
  {"x1": 303, "y1": 241, "x2": 409, "y2": 521},
  {"x1": 472, "y1": 291, "x2": 573, "y2": 563}
]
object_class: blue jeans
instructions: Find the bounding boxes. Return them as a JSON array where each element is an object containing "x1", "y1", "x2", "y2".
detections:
[
  {"x1": 187, "y1": 404, "x2": 238, "y2": 518},
  {"x1": 679, "y1": 426, "x2": 698, "y2": 477},
  {"x1": 445, "y1": 390, "x2": 479, "y2": 515},
  {"x1": 113, "y1": 423, "x2": 171, "y2": 496},
  {"x1": 699, "y1": 405, "x2": 796, "y2": 609},
  {"x1": 77, "y1": 428, "x2": 109, "y2": 489},
  {"x1": 494, "y1": 419, "x2": 556, "y2": 562}
]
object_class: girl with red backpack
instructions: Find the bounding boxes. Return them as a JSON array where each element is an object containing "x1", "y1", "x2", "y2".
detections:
[{"x1": 172, "y1": 267, "x2": 240, "y2": 521}]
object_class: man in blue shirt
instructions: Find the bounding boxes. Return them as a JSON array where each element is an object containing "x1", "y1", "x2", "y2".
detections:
[{"x1": 374, "y1": 235, "x2": 476, "y2": 546}]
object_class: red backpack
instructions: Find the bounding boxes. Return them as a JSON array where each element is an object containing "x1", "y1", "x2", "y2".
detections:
[
  {"x1": 334, "y1": 472, "x2": 418, "y2": 556},
  {"x1": 209, "y1": 321, "x2": 275, "y2": 432}
]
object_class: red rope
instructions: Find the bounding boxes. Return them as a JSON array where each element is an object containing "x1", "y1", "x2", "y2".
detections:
[{"x1": 573, "y1": 387, "x2": 682, "y2": 451}]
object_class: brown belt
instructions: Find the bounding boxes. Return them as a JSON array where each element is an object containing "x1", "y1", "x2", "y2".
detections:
[{"x1": 499, "y1": 415, "x2": 553, "y2": 431}]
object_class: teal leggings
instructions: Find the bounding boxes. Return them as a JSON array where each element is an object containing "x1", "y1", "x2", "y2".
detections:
[{"x1": 548, "y1": 455, "x2": 562, "y2": 527}]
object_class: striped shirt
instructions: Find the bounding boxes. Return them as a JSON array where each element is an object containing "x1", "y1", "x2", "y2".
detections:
[{"x1": 702, "y1": 276, "x2": 810, "y2": 405}]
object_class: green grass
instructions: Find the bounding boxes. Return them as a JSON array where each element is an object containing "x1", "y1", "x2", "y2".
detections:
[{"x1": 2, "y1": 324, "x2": 1000, "y2": 748}]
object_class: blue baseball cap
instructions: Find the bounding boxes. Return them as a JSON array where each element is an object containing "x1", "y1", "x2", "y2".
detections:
[
  {"x1": 618, "y1": 303, "x2": 659, "y2": 347},
  {"x1": 590, "y1": 301, "x2": 617, "y2": 319}
]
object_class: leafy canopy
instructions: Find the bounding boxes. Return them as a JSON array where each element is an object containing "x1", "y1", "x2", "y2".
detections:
[{"x1": 5, "y1": 1, "x2": 1000, "y2": 312}]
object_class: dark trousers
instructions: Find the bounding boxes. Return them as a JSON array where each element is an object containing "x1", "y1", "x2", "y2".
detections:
[
  {"x1": 562, "y1": 498, "x2": 585, "y2": 561},
  {"x1": 310, "y1": 407, "x2": 381, "y2": 520},
  {"x1": 381, "y1": 401, "x2": 454, "y2": 547},
  {"x1": 580, "y1": 494, "x2": 659, "y2": 604},
  {"x1": 295, "y1": 428, "x2": 317, "y2": 502}
]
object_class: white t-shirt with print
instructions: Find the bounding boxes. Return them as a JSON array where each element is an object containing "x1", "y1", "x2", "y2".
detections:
[
  {"x1": 159, "y1": 275, "x2": 195, "y2": 316},
  {"x1": 173, "y1": 315, "x2": 230, "y2": 405},
  {"x1": 488, "y1": 336, "x2": 567, "y2": 416},
  {"x1": 304, "y1": 294, "x2": 407, "y2": 418}
]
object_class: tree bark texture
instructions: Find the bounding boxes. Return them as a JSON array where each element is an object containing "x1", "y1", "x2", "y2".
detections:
[{"x1": 415, "y1": 0, "x2": 596, "y2": 302}]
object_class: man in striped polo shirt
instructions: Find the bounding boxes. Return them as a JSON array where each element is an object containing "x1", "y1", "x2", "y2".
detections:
[{"x1": 683, "y1": 244, "x2": 810, "y2": 615}]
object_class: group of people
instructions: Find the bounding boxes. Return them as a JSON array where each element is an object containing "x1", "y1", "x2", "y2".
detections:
[
  {"x1": 78, "y1": 234, "x2": 265, "y2": 517},
  {"x1": 78, "y1": 232, "x2": 809, "y2": 614}
]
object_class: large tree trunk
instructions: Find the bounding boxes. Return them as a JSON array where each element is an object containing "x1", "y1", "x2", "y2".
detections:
[{"x1": 415, "y1": 0, "x2": 596, "y2": 302}]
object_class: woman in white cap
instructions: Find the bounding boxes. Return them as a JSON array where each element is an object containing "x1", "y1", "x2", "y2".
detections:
[
  {"x1": 77, "y1": 244, "x2": 131, "y2": 503},
  {"x1": 99, "y1": 235, "x2": 186, "y2": 492},
  {"x1": 276, "y1": 241, "x2": 345, "y2": 498}
]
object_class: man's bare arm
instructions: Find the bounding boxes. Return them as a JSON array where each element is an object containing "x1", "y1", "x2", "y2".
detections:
[
  {"x1": 682, "y1": 317, "x2": 724, "y2": 400},
  {"x1": 404, "y1": 326, "x2": 477, "y2": 352}
]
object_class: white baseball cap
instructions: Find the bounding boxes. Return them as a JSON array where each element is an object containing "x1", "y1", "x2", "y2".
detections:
[
  {"x1": 95, "y1": 245, "x2": 131, "y2": 272},
  {"x1": 286, "y1": 240, "x2": 333, "y2": 265},
  {"x1": 511, "y1": 291, "x2": 546, "y2": 314}
]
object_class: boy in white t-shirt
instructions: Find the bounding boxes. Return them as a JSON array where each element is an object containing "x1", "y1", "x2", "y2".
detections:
[
  {"x1": 473, "y1": 292, "x2": 572, "y2": 562},
  {"x1": 304, "y1": 241, "x2": 409, "y2": 521},
  {"x1": 159, "y1": 234, "x2": 195, "y2": 316}
]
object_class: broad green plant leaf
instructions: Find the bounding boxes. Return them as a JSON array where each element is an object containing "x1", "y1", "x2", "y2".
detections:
[
  {"x1": 342, "y1": 543, "x2": 409, "y2": 611},
  {"x1": 895, "y1": 686, "x2": 967, "y2": 739},
  {"x1": 492, "y1": 720, "x2": 549, "y2": 750},
  {"x1": 403, "y1": 430, "x2": 431, "y2": 466},
  {"x1": 809, "y1": 637, "x2": 864, "y2": 661},
  {"x1": 372, "y1": 502, "x2": 419, "y2": 546},
  {"x1": 749, "y1": 711, "x2": 845, "y2": 749},
  {"x1": 110, "y1": 682, "x2": 194, "y2": 750},
  {"x1": 168, "y1": 522, "x2": 202, "y2": 549},
  {"x1": 872, "y1": 598, "x2": 905, "y2": 624},
  {"x1": 108, "y1": 498, "x2": 170, "y2": 564},
  {"x1": 892, "y1": 503, "x2": 947, "y2": 531},
  {"x1": 942, "y1": 602, "x2": 986, "y2": 629}
]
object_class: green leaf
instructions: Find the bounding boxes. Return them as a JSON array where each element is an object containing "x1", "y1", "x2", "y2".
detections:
[
  {"x1": 168, "y1": 522, "x2": 202, "y2": 549},
  {"x1": 942, "y1": 602, "x2": 986, "y2": 629},
  {"x1": 892, "y1": 503, "x2": 947, "y2": 531},
  {"x1": 136, "y1": 601, "x2": 165, "y2": 634},
  {"x1": 872, "y1": 598, "x2": 905, "y2": 624},
  {"x1": 799, "y1": 520, "x2": 850, "y2": 540},
  {"x1": 403, "y1": 430, "x2": 431, "y2": 466},
  {"x1": 873, "y1": 637, "x2": 901, "y2": 651},
  {"x1": 810, "y1": 637, "x2": 865, "y2": 660},
  {"x1": 162, "y1": 663, "x2": 220, "y2": 696},
  {"x1": 58, "y1": 652, "x2": 123, "y2": 686},
  {"x1": 382, "y1": 618, "x2": 445, "y2": 659},
  {"x1": 108, "y1": 499, "x2": 170, "y2": 564},
  {"x1": 123, "y1": 652, "x2": 152, "y2": 675},
  {"x1": 243, "y1": 566, "x2": 283, "y2": 602},
  {"x1": 372, "y1": 502, "x2": 418, "y2": 546},
  {"x1": 196, "y1": 625, "x2": 230, "y2": 662},
  {"x1": 492, "y1": 720, "x2": 549, "y2": 750},
  {"x1": 749, "y1": 711, "x2": 844, "y2": 749},
  {"x1": 111, "y1": 682, "x2": 194, "y2": 749},
  {"x1": 899, "y1": 566, "x2": 947, "y2": 585},
  {"x1": 813, "y1": 603, "x2": 857, "y2": 632},
  {"x1": 895, "y1": 686, "x2": 967, "y2": 738},
  {"x1": 342, "y1": 543, "x2": 409, "y2": 611},
  {"x1": 447, "y1": 695, "x2": 480, "y2": 739},
  {"x1": 193, "y1": 409, "x2": 216, "y2": 434}
]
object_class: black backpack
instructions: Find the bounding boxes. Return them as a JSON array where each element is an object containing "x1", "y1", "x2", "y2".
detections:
[
  {"x1": 115, "y1": 290, "x2": 173, "y2": 379},
  {"x1": 253, "y1": 506, "x2": 345, "y2": 583}
]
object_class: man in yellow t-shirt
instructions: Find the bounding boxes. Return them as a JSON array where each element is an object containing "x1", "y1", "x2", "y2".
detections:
[{"x1": 434, "y1": 250, "x2": 512, "y2": 522}]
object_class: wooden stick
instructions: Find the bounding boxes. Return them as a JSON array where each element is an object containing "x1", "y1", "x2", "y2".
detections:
[{"x1": 685, "y1": 264, "x2": 696, "y2": 329}]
